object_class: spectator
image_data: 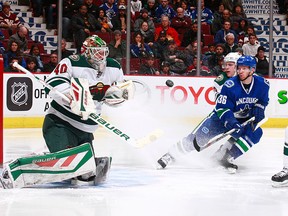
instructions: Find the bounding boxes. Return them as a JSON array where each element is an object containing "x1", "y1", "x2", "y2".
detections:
[
  {"x1": 62, "y1": 0, "x2": 80, "y2": 41},
  {"x1": 209, "y1": 54, "x2": 224, "y2": 76},
  {"x1": 181, "y1": 20, "x2": 203, "y2": 47},
  {"x1": 204, "y1": 0, "x2": 221, "y2": 13},
  {"x1": 154, "y1": 15, "x2": 181, "y2": 46},
  {"x1": 231, "y1": 4, "x2": 247, "y2": 25},
  {"x1": 31, "y1": 0, "x2": 44, "y2": 17},
  {"x1": 163, "y1": 39, "x2": 188, "y2": 75},
  {"x1": 71, "y1": 4, "x2": 102, "y2": 53},
  {"x1": 212, "y1": 2, "x2": 225, "y2": 22},
  {"x1": 111, "y1": 5, "x2": 134, "y2": 33},
  {"x1": 0, "y1": 1, "x2": 22, "y2": 36},
  {"x1": 26, "y1": 57, "x2": 41, "y2": 72},
  {"x1": 152, "y1": 30, "x2": 169, "y2": 60},
  {"x1": 214, "y1": 20, "x2": 238, "y2": 45},
  {"x1": 212, "y1": 9, "x2": 232, "y2": 35},
  {"x1": 29, "y1": 43, "x2": 44, "y2": 71},
  {"x1": 134, "y1": 8, "x2": 155, "y2": 33},
  {"x1": 85, "y1": 0, "x2": 100, "y2": 19},
  {"x1": 43, "y1": 52, "x2": 58, "y2": 72},
  {"x1": 277, "y1": 0, "x2": 288, "y2": 14},
  {"x1": 190, "y1": 0, "x2": 214, "y2": 25},
  {"x1": 139, "y1": 55, "x2": 160, "y2": 75},
  {"x1": 160, "y1": 61, "x2": 171, "y2": 75},
  {"x1": 184, "y1": 40, "x2": 205, "y2": 66},
  {"x1": 98, "y1": 9, "x2": 113, "y2": 32},
  {"x1": 180, "y1": 0, "x2": 193, "y2": 18},
  {"x1": 131, "y1": 0, "x2": 142, "y2": 19},
  {"x1": 235, "y1": 18, "x2": 249, "y2": 36},
  {"x1": 187, "y1": 55, "x2": 211, "y2": 76},
  {"x1": 3, "y1": 40, "x2": 26, "y2": 68},
  {"x1": 255, "y1": 46, "x2": 275, "y2": 76},
  {"x1": 171, "y1": 7, "x2": 192, "y2": 40},
  {"x1": 4, "y1": 56, "x2": 21, "y2": 72},
  {"x1": 208, "y1": 43, "x2": 225, "y2": 71},
  {"x1": 223, "y1": 33, "x2": 238, "y2": 55},
  {"x1": 53, "y1": 39, "x2": 74, "y2": 60},
  {"x1": 155, "y1": 0, "x2": 176, "y2": 23},
  {"x1": 43, "y1": 1, "x2": 57, "y2": 29},
  {"x1": 236, "y1": 47, "x2": 244, "y2": 55},
  {"x1": 99, "y1": 0, "x2": 118, "y2": 21},
  {"x1": 242, "y1": 33, "x2": 260, "y2": 56},
  {"x1": 0, "y1": 30, "x2": 5, "y2": 54},
  {"x1": 108, "y1": 30, "x2": 127, "y2": 62},
  {"x1": 130, "y1": 31, "x2": 154, "y2": 58},
  {"x1": 8, "y1": 26, "x2": 28, "y2": 52},
  {"x1": 138, "y1": 21, "x2": 154, "y2": 46},
  {"x1": 243, "y1": 26, "x2": 257, "y2": 44},
  {"x1": 144, "y1": 0, "x2": 158, "y2": 22}
]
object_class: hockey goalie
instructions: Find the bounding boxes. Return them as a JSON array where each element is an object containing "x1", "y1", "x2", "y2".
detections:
[{"x1": 0, "y1": 35, "x2": 135, "y2": 189}]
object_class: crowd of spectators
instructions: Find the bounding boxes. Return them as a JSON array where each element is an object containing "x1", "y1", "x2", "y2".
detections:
[{"x1": 0, "y1": 0, "x2": 279, "y2": 76}]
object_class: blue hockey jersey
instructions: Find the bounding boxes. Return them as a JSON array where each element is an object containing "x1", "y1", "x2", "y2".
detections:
[{"x1": 214, "y1": 75, "x2": 270, "y2": 124}]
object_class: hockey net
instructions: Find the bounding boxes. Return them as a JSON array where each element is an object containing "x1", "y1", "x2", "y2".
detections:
[{"x1": 0, "y1": 55, "x2": 3, "y2": 164}]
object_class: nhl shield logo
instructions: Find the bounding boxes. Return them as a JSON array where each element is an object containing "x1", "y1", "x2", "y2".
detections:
[
  {"x1": 7, "y1": 77, "x2": 33, "y2": 111},
  {"x1": 11, "y1": 82, "x2": 28, "y2": 106}
]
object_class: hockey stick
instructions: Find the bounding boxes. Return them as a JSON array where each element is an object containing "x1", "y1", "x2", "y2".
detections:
[
  {"x1": 12, "y1": 62, "x2": 163, "y2": 148},
  {"x1": 193, "y1": 116, "x2": 256, "y2": 152}
]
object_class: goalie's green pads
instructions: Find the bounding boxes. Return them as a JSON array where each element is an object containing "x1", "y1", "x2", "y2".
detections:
[
  {"x1": 70, "y1": 77, "x2": 97, "y2": 120},
  {"x1": 104, "y1": 80, "x2": 135, "y2": 107},
  {"x1": 0, "y1": 143, "x2": 96, "y2": 188}
]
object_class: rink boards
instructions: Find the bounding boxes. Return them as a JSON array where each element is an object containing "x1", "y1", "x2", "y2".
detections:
[{"x1": 3, "y1": 74, "x2": 288, "y2": 128}]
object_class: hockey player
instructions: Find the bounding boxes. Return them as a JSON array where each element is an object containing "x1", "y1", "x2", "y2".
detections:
[
  {"x1": 157, "y1": 55, "x2": 270, "y2": 173},
  {"x1": 0, "y1": 35, "x2": 135, "y2": 189},
  {"x1": 271, "y1": 131, "x2": 288, "y2": 187}
]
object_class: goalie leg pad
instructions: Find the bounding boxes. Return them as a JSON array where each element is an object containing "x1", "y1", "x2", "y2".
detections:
[{"x1": 2, "y1": 143, "x2": 96, "y2": 188}]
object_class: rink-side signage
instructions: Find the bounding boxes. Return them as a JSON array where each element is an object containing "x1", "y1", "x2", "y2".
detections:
[
  {"x1": 3, "y1": 74, "x2": 288, "y2": 118},
  {"x1": 6, "y1": 77, "x2": 33, "y2": 111}
]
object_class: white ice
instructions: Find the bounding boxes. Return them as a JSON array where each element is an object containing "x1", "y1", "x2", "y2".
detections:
[{"x1": 1, "y1": 126, "x2": 288, "y2": 216}]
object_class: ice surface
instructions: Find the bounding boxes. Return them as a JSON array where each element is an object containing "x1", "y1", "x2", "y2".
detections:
[{"x1": 1, "y1": 127, "x2": 288, "y2": 216}]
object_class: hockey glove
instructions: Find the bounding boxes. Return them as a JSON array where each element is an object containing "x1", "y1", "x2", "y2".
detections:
[
  {"x1": 104, "y1": 80, "x2": 135, "y2": 107},
  {"x1": 251, "y1": 103, "x2": 265, "y2": 124},
  {"x1": 224, "y1": 120, "x2": 244, "y2": 140}
]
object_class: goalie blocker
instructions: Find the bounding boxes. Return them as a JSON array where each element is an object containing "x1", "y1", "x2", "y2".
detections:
[{"x1": 0, "y1": 143, "x2": 111, "y2": 189}]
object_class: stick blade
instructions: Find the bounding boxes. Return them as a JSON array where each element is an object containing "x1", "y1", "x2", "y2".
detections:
[{"x1": 134, "y1": 129, "x2": 164, "y2": 148}]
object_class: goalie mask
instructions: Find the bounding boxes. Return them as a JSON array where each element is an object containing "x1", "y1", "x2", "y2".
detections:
[{"x1": 81, "y1": 35, "x2": 109, "y2": 70}]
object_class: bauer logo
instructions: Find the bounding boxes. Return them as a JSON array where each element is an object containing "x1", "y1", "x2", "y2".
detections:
[{"x1": 7, "y1": 77, "x2": 33, "y2": 111}]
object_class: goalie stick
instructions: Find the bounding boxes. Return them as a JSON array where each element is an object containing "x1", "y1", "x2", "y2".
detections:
[
  {"x1": 193, "y1": 116, "x2": 268, "y2": 152},
  {"x1": 12, "y1": 62, "x2": 163, "y2": 148}
]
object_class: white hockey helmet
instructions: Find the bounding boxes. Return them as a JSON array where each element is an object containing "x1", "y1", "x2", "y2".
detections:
[
  {"x1": 224, "y1": 52, "x2": 242, "y2": 64},
  {"x1": 81, "y1": 35, "x2": 109, "y2": 69}
]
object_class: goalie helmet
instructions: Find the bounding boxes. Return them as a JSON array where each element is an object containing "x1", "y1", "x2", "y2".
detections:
[
  {"x1": 237, "y1": 55, "x2": 257, "y2": 69},
  {"x1": 224, "y1": 52, "x2": 241, "y2": 64},
  {"x1": 81, "y1": 35, "x2": 109, "y2": 69}
]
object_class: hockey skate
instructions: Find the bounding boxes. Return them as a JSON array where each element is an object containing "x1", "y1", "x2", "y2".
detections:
[
  {"x1": 71, "y1": 157, "x2": 112, "y2": 186},
  {"x1": 157, "y1": 153, "x2": 175, "y2": 169},
  {"x1": 0, "y1": 167, "x2": 13, "y2": 189},
  {"x1": 218, "y1": 150, "x2": 238, "y2": 174},
  {"x1": 271, "y1": 167, "x2": 288, "y2": 187}
]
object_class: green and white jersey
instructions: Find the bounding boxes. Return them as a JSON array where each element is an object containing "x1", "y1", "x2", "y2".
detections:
[
  {"x1": 213, "y1": 71, "x2": 230, "y2": 99},
  {"x1": 45, "y1": 55, "x2": 124, "y2": 133}
]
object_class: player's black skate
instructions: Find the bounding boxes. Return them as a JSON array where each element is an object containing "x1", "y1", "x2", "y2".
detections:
[
  {"x1": 218, "y1": 150, "x2": 238, "y2": 174},
  {"x1": 157, "y1": 153, "x2": 174, "y2": 169},
  {"x1": 271, "y1": 167, "x2": 288, "y2": 187}
]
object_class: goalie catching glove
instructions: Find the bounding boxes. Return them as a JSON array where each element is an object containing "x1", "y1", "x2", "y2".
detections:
[
  {"x1": 103, "y1": 80, "x2": 135, "y2": 107},
  {"x1": 69, "y1": 77, "x2": 96, "y2": 120}
]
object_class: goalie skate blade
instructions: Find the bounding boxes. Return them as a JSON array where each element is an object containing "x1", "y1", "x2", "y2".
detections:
[{"x1": 271, "y1": 180, "x2": 288, "y2": 188}]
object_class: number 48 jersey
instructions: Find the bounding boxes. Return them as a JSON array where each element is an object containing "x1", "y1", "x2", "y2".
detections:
[{"x1": 214, "y1": 75, "x2": 270, "y2": 123}]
